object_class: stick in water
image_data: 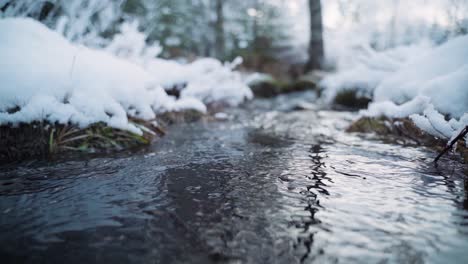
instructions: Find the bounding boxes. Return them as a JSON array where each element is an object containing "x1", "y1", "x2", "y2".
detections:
[{"x1": 434, "y1": 125, "x2": 468, "y2": 164}]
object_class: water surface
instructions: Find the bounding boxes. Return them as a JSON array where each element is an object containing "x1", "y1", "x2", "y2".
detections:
[{"x1": 1, "y1": 92, "x2": 467, "y2": 263}]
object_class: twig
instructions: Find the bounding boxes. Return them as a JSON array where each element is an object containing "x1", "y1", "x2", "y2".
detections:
[{"x1": 434, "y1": 125, "x2": 468, "y2": 164}]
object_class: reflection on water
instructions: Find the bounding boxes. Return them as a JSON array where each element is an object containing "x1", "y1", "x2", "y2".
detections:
[{"x1": 0, "y1": 91, "x2": 467, "y2": 263}]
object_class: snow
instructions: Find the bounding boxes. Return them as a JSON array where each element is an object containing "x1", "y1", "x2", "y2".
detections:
[
  {"x1": 147, "y1": 57, "x2": 253, "y2": 106},
  {"x1": 364, "y1": 96, "x2": 431, "y2": 119},
  {"x1": 322, "y1": 32, "x2": 467, "y2": 143},
  {"x1": 320, "y1": 65, "x2": 389, "y2": 103},
  {"x1": 214, "y1": 112, "x2": 229, "y2": 120},
  {"x1": 180, "y1": 59, "x2": 253, "y2": 106},
  {"x1": 106, "y1": 24, "x2": 253, "y2": 107},
  {"x1": 332, "y1": 35, "x2": 468, "y2": 143},
  {"x1": 374, "y1": 36, "x2": 468, "y2": 118},
  {"x1": 105, "y1": 21, "x2": 163, "y2": 64},
  {"x1": 320, "y1": 41, "x2": 433, "y2": 103},
  {"x1": 0, "y1": 18, "x2": 251, "y2": 134}
]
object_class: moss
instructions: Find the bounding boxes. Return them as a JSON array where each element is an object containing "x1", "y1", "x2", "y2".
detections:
[
  {"x1": 333, "y1": 90, "x2": 372, "y2": 110},
  {"x1": 347, "y1": 117, "x2": 468, "y2": 163}
]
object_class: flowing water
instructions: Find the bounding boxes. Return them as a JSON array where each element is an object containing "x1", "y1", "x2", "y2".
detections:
[{"x1": 1, "y1": 92, "x2": 467, "y2": 264}]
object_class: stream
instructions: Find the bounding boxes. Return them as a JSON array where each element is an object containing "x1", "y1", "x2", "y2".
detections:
[{"x1": 1, "y1": 91, "x2": 467, "y2": 264}]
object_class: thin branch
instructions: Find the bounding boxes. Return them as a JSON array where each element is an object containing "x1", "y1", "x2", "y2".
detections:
[{"x1": 434, "y1": 125, "x2": 468, "y2": 163}]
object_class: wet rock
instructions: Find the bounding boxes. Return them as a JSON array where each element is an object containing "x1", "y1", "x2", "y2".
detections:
[
  {"x1": 157, "y1": 109, "x2": 206, "y2": 125},
  {"x1": 285, "y1": 71, "x2": 324, "y2": 95},
  {"x1": 333, "y1": 89, "x2": 372, "y2": 110},
  {"x1": 248, "y1": 78, "x2": 283, "y2": 98},
  {"x1": 247, "y1": 71, "x2": 323, "y2": 98}
]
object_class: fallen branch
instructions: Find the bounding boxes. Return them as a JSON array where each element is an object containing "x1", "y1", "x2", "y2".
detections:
[{"x1": 434, "y1": 125, "x2": 468, "y2": 164}]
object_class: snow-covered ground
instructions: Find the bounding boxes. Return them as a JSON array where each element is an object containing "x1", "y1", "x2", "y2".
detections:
[
  {"x1": 0, "y1": 18, "x2": 252, "y2": 135},
  {"x1": 321, "y1": 35, "x2": 468, "y2": 144}
]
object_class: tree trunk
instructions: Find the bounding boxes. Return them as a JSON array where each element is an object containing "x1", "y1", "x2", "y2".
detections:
[
  {"x1": 214, "y1": 0, "x2": 225, "y2": 59},
  {"x1": 306, "y1": 0, "x2": 324, "y2": 72}
]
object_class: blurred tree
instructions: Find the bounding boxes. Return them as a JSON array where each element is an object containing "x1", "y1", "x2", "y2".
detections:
[
  {"x1": 214, "y1": 0, "x2": 225, "y2": 59},
  {"x1": 305, "y1": 0, "x2": 324, "y2": 71}
]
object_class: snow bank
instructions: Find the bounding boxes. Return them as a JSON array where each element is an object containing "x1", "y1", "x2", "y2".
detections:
[
  {"x1": 320, "y1": 41, "x2": 433, "y2": 103},
  {"x1": 374, "y1": 36, "x2": 468, "y2": 118},
  {"x1": 358, "y1": 35, "x2": 468, "y2": 143},
  {"x1": 0, "y1": 18, "x2": 251, "y2": 134}
]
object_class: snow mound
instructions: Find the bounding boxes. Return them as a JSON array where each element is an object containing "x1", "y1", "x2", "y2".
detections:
[
  {"x1": 359, "y1": 35, "x2": 468, "y2": 143},
  {"x1": 320, "y1": 42, "x2": 433, "y2": 103},
  {"x1": 374, "y1": 35, "x2": 468, "y2": 118},
  {"x1": 0, "y1": 18, "x2": 250, "y2": 134}
]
